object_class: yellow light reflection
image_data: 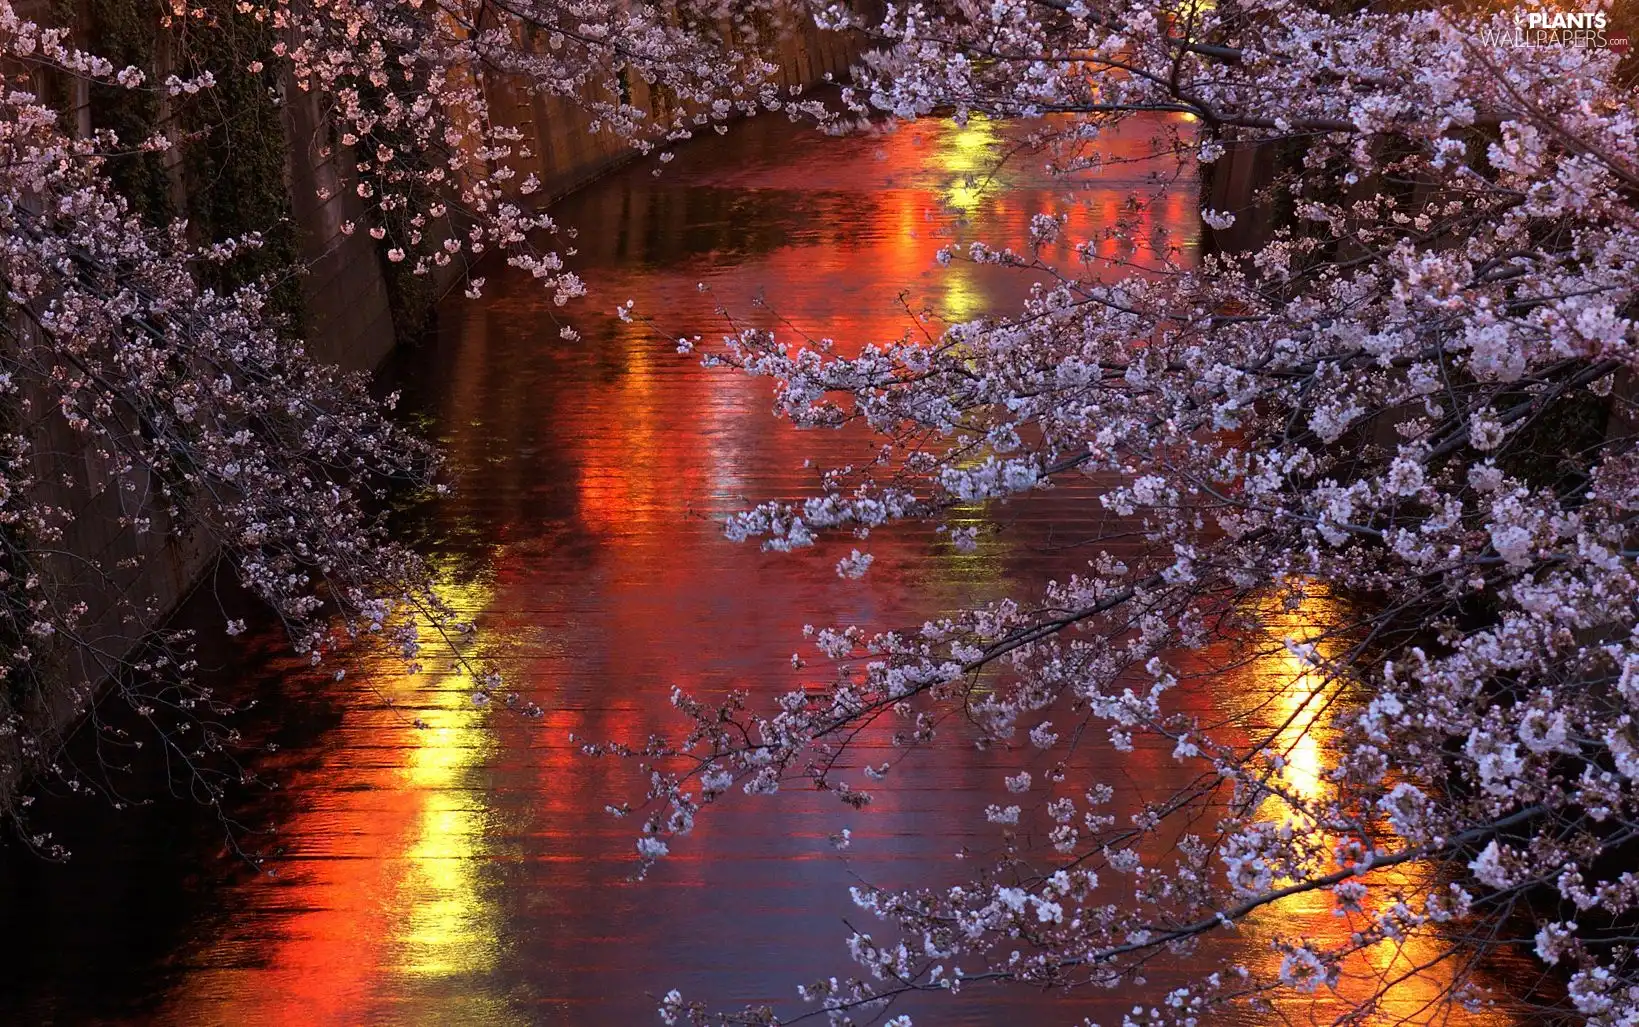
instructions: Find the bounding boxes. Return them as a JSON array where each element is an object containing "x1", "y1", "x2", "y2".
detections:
[
  {"x1": 395, "y1": 616, "x2": 504, "y2": 982},
  {"x1": 160, "y1": 569, "x2": 527, "y2": 1027},
  {"x1": 1258, "y1": 596, "x2": 1336, "y2": 815},
  {"x1": 937, "y1": 116, "x2": 1000, "y2": 214},
  {"x1": 1234, "y1": 585, "x2": 1519, "y2": 1025}
]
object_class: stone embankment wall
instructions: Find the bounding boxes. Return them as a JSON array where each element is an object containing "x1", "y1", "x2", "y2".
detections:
[
  {"x1": 486, "y1": 23, "x2": 859, "y2": 209},
  {"x1": 3, "y1": 10, "x2": 859, "y2": 793}
]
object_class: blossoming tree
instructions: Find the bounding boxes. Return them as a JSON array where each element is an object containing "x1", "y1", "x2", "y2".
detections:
[
  {"x1": 0, "y1": 0, "x2": 807, "y2": 837},
  {"x1": 624, "y1": 2, "x2": 1639, "y2": 1024},
  {"x1": 8, "y1": 0, "x2": 1639, "y2": 1020}
]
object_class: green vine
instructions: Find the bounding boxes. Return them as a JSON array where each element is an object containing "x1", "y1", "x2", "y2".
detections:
[
  {"x1": 353, "y1": 77, "x2": 442, "y2": 340},
  {"x1": 78, "y1": 0, "x2": 304, "y2": 332},
  {"x1": 377, "y1": 199, "x2": 440, "y2": 340},
  {"x1": 82, "y1": 0, "x2": 173, "y2": 222},
  {"x1": 171, "y1": 3, "x2": 304, "y2": 329}
]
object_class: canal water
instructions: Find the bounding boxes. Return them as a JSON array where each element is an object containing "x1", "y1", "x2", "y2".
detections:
[{"x1": 0, "y1": 114, "x2": 1522, "y2": 1025}]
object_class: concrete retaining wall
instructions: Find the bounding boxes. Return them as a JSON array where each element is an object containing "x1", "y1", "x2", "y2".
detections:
[{"x1": 1, "y1": 14, "x2": 860, "y2": 795}]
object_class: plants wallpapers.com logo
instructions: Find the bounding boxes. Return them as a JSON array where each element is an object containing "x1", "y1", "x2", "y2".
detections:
[{"x1": 1477, "y1": 8, "x2": 1632, "y2": 51}]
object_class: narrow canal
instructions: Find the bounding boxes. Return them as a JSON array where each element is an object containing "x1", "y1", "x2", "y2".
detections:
[{"x1": 0, "y1": 113, "x2": 1521, "y2": 1025}]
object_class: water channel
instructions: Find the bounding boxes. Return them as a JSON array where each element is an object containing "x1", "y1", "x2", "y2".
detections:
[{"x1": 0, "y1": 112, "x2": 1524, "y2": 1026}]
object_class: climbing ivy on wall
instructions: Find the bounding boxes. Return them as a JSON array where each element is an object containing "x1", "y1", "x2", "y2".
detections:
[
  {"x1": 351, "y1": 76, "x2": 446, "y2": 340},
  {"x1": 74, "y1": 0, "x2": 174, "y2": 222},
  {"x1": 78, "y1": 0, "x2": 304, "y2": 332},
  {"x1": 375, "y1": 185, "x2": 442, "y2": 340},
  {"x1": 171, "y1": 4, "x2": 304, "y2": 326}
]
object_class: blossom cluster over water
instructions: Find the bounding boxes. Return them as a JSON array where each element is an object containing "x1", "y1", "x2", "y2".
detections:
[{"x1": 3, "y1": 0, "x2": 1639, "y2": 1024}]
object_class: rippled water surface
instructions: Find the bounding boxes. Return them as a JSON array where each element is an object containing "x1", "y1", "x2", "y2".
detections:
[{"x1": 0, "y1": 114, "x2": 1526, "y2": 1026}]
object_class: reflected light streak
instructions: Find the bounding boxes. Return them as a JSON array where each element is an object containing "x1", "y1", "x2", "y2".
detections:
[
  {"x1": 1235, "y1": 586, "x2": 1517, "y2": 1025},
  {"x1": 161, "y1": 571, "x2": 524, "y2": 1027},
  {"x1": 395, "y1": 625, "x2": 504, "y2": 981},
  {"x1": 1257, "y1": 592, "x2": 1338, "y2": 815},
  {"x1": 937, "y1": 115, "x2": 1000, "y2": 214}
]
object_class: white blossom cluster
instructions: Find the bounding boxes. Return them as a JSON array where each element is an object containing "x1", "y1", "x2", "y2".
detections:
[
  {"x1": 623, "y1": 1, "x2": 1639, "y2": 1024},
  {"x1": 0, "y1": 11, "x2": 475, "y2": 832},
  {"x1": 1, "y1": 0, "x2": 815, "y2": 834},
  {"x1": 266, "y1": 0, "x2": 832, "y2": 298}
]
